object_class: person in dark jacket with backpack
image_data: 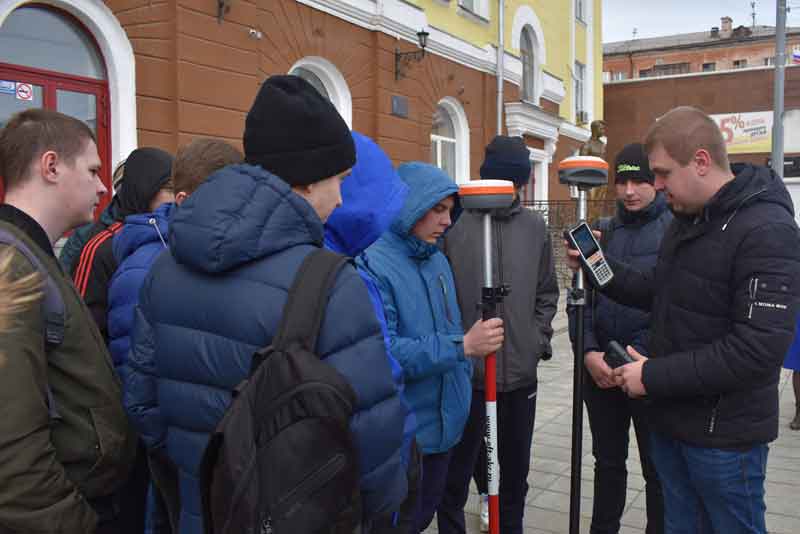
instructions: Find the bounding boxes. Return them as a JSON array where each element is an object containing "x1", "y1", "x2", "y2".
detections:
[
  {"x1": 566, "y1": 107, "x2": 800, "y2": 534},
  {"x1": 567, "y1": 143, "x2": 669, "y2": 534},
  {"x1": 127, "y1": 75, "x2": 409, "y2": 534},
  {"x1": 439, "y1": 136, "x2": 559, "y2": 534},
  {"x1": 359, "y1": 162, "x2": 504, "y2": 534}
]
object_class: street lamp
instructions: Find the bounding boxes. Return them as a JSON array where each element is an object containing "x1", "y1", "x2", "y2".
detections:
[{"x1": 395, "y1": 30, "x2": 430, "y2": 80}]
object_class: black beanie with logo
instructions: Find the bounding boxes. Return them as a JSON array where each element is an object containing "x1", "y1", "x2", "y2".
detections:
[
  {"x1": 614, "y1": 143, "x2": 654, "y2": 184},
  {"x1": 244, "y1": 75, "x2": 355, "y2": 186}
]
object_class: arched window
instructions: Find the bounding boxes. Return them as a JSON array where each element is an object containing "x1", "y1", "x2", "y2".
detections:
[
  {"x1": 431, "y1": 106, "x2": 456, "y2": 181},
  {"x1": 289, "y1": 57, "x2": 352, "y2": 128},
  {"x1": 520, "y1": 26, "x2": 537, "y2": 102},
  {"x1": 430, "y1": 97, "x2": 470, "y2": 184}
]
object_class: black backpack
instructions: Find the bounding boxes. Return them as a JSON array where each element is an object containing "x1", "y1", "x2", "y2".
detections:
[{"x1": 200, "y1": 248, "x2": 362, "y2": 534}]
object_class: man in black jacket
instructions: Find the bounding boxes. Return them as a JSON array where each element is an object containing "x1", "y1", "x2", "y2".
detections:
[
  {"x1": 567, "y1": 106, "x2": 800, "y2": 533},
  {"x1": 440, "y1": 135, "x2": 559, "y2": 534}
]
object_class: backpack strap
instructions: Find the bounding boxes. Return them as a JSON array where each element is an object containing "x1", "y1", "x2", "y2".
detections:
[
  {"x1": 0, "y1": 228, "x2": 65, "y2": 347},
  {"x1": 0, "y1": 227, "x2": 66, "y2": 420},
  {"x1": 250, "y1": 249, "x2": 348, "y2": 374}
]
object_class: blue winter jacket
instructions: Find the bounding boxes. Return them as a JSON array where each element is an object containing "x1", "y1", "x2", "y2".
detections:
[
  {"x1": 324, "y1": 132, "x2": 416, "y2": 465},
  {"x1": 126, "y1": 164, "x2": 408, "y2": 534},
  {"x1": 109, "y1": 202, "x2": 174, "y2": 534},
  {"x1": 358, "y1": 162, "x2": 472, "y2": 455},
  {"x1": 108, "y1": 202, "x2": 173, "y2": 378},
  {"x1": 569, "y1": 193, "x2": 673, "y2": 356}
]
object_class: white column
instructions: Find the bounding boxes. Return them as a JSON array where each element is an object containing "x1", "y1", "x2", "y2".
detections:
[
  {"x1": 585, "y1": 0, "x2": 594, "y2": 122},
  {"x1": 570, "y1": 0, "x2": 576, "y2": 123}
]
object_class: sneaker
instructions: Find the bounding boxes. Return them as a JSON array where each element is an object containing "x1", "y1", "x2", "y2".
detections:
[
  {"x1": 791, "y1": 407, "x2": 800, "y2": 431},
  {"x1": 479, "y1": 493, "x2": 489, "y2": 532}
]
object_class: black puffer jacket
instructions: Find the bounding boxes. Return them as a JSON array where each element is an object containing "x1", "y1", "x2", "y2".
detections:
[
  {"x1": 604, "y1": 164, "x2": 800, "y2": 449},
  {"x1": 575, "y1": 194, "x2": 672, "y2": 356}
]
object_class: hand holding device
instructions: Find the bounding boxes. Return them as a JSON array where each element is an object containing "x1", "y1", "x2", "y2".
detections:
[
  {"x1": 603, "y1": 340, "x2": 635, "y2": 369},
  {"x1": 564, "y1": 222, "x2": 613, "y2": 288}
]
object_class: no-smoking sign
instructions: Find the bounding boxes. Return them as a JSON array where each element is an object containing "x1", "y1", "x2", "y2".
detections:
[{"x1": 15, "y1": 83, "x2": 33, "y2": 101}]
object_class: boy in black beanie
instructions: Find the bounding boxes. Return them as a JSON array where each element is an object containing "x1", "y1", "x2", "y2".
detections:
[
  {"x1": 129, "y1": 75, "x2": 409, "y2": 533},
  {"x1": 440, "y1": 135, "x2": 559, "y2": 534}
]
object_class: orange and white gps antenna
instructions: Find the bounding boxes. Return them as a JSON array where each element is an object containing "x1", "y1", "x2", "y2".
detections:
[
  {"x1": 458, "y1": 178, "x2": 514, "y2": 534},
  {"x1": 557, "y1": 155, "x2": 609, "y2": 534}
]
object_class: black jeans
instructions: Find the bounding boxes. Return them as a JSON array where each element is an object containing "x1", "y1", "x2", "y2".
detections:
[
  {"x1": 437, "y1": 385, "x2": 537, "y2": 534},
  {"x1": 584, "y1": 377, "x2": 664, "y2": 534}
]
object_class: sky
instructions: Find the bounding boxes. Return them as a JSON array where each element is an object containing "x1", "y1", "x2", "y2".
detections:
[{"x1": 602, "y1": 1, "x2": 800, "y2": 43}]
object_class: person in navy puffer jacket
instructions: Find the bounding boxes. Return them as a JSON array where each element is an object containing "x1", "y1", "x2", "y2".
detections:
[
  {"x1": 358, "y1": 162, "x2": 504, "y2": 533},
  {"x1": 127, "y1": 76, "x2": 409, "y2": 534},
  {"x1": 111, "y1": 139, "x2": 243, "y2": 534}
]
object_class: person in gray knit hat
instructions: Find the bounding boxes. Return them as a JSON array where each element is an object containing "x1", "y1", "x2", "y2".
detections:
[{"x1": 439, "y1": 135, "x2": 559, "y2": 534}]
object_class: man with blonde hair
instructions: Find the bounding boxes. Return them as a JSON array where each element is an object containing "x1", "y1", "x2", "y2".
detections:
[{"x1": 567, "y1": 106, "x2": 800, "y2": 533}]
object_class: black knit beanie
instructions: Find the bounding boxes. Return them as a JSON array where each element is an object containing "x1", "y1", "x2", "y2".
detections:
[
  {"x1": 614, "y1": 143, "x2": 654, "y2": 184},
  {"x1": 479, "y1": 135, "x2": 532, "y2": 188},
  {"x1": 115, "y1": 147, "x2": 173, "y2": 219},
  {"x1": 244, "y1": 75, "x2": 355, "y2": 186}
]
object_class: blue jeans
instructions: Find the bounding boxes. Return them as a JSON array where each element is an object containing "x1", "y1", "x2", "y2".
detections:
[{"x1": 649, "y1": 432, "x2": 768, "y2": 534}]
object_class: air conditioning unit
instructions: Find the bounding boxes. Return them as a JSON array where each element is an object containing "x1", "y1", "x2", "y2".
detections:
[{"x1": 577, "y1": 111, "x2": 589, "y2": 124}]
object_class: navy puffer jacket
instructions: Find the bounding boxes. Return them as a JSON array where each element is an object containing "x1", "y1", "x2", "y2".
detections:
[
  {"x1": 573, "y1": 194, "x2": 672, "y2": 355},
  {"x1": 126, "y1": 164, "x2": 408, "y2": 534}
]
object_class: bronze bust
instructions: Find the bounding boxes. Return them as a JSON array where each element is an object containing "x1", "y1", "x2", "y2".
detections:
[{"x1": 580, "y1": 120, "x2": 607, "y2": 159}]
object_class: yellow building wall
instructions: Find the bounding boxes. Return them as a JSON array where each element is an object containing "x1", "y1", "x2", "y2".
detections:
[
  {"x1": 594, "y1": 0, "x2": 603, "y2": 120},
  {"x1": 410, "y1": 0, "x2": 602, "y2": 123}
]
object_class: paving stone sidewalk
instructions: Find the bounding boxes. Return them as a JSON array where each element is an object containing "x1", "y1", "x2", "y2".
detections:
[{"x1": 425, "y1": 291, "x2": 800, "y2": 534}]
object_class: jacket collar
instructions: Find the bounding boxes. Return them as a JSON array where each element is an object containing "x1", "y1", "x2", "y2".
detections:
[{"x1": 0, "y1": 204, "x2": 55, "y2": 258}]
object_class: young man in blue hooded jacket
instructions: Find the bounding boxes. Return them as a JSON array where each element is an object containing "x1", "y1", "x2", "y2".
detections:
[
  {"x1": 359, "y1": 162, "x2": 504, "y2": 533},
  {"x1": 127, "y1": 75, "x2": 409, "y2": 534}
]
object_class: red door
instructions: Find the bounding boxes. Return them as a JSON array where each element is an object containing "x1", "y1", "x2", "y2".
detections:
[{"x1": 0, "y1": 63, "x2": 111, "y2": 214}]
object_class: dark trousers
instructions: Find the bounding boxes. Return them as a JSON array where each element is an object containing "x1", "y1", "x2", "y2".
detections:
[
  {"x1": 438, "y1": 385, "x2": 537, "y2": 534},
  {"x1": 411, "y1": 450, "x2": 453, "y2": 533},
  {"x1": 473, "y1": 439, "x2": 488, "y2": 495},
  {"x1": 584, "y1": 379, "x2": 664, "y2": 534},
  {"x1": 369, "y1": 441, "x2": 421, "y2": 534}
]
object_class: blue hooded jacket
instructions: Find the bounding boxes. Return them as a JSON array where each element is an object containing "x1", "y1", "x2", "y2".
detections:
[
  {"x1": 324, "y1": 132, "x2": 416, "y2": 465},
  {"x1": 127, "y1": 164, "x2": 408, "y2": 534},
  {"x1": 358, "y1": 162, "x2": 472, "y2": 455},
  {"x1": 108, "y1": 202, "x2": 173, "y2": 377}
]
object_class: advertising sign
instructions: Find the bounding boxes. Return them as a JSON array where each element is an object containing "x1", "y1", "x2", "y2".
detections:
[{"x1": 711, "y1": 111, "x2": 772, "y2": 154}]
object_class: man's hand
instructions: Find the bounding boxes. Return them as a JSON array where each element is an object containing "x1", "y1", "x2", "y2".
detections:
[
  {"x1": 464, "y1": 318, "x2": 504, "y2": 358},
  {"x1": 613, "y1": 345, "x2": 648, "y2": 398},
  {"x1": 563, "y1": 230, "x2": 602, "y2": 273},
  {"x1": 584, "y1": 351, "x2": 615, "y2": 388}
]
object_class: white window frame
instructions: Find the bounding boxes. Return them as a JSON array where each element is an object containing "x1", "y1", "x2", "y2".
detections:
[
  {"x1": 520, "y1": 26, "x2": 538, "y2": 102},
  {"x1": 289, "y1": 56, "x2": 352, "y2": 129},
  {"x1": 458, "y1": 0, "x2": 489, "y2": 20},
  {"x1": 574, "y1": 61, "x2": 585, "y2": 117},
  {"x1": 431, "y1": 97, "x2": 470, "y2": 184},
  {"x1": 575, "y1": 0, "x2": 585, "y2": 23},
  {"x1": 511, "y1": 7, "x2": 546, "y2": 106}
]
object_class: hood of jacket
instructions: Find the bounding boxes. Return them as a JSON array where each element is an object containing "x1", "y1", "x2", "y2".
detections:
[
  {"x1": 113, "y1": 202, "x2": 174, "y2": 265},
  {"x1": 168, "y1": 163, "x2": 324, "y2": 273},
  {"x1": 390, "y1": 162, "x2": 462, "y2": 259},
  {"x1": 694, "y1": 164, "x2": 795, "y2": 226},
  {"x1": 324, "y1": 132, "x2": 408, "y2": 256},
  {"x1": 115, "y1": 147, "x2": 174, "y2": 219}
]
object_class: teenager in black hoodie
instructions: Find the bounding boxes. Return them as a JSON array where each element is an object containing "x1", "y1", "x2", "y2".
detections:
[{"x1": 71, "y1": 147, "x2": 172, "y2": 342}]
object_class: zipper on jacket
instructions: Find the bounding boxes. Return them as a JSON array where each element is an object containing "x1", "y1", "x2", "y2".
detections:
[
  {"x1": 748, "y1": 276, "x2": 759, "y2": 319},
  {"x1": 707, "y1": 396, "x2": 721, "y2": 434},
  {"x1": 439, "y1": 274, "x2": 453, "y2": 323},
  {"x1": 148, "y1": 218, "x2": 168, "y2": 249}
]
